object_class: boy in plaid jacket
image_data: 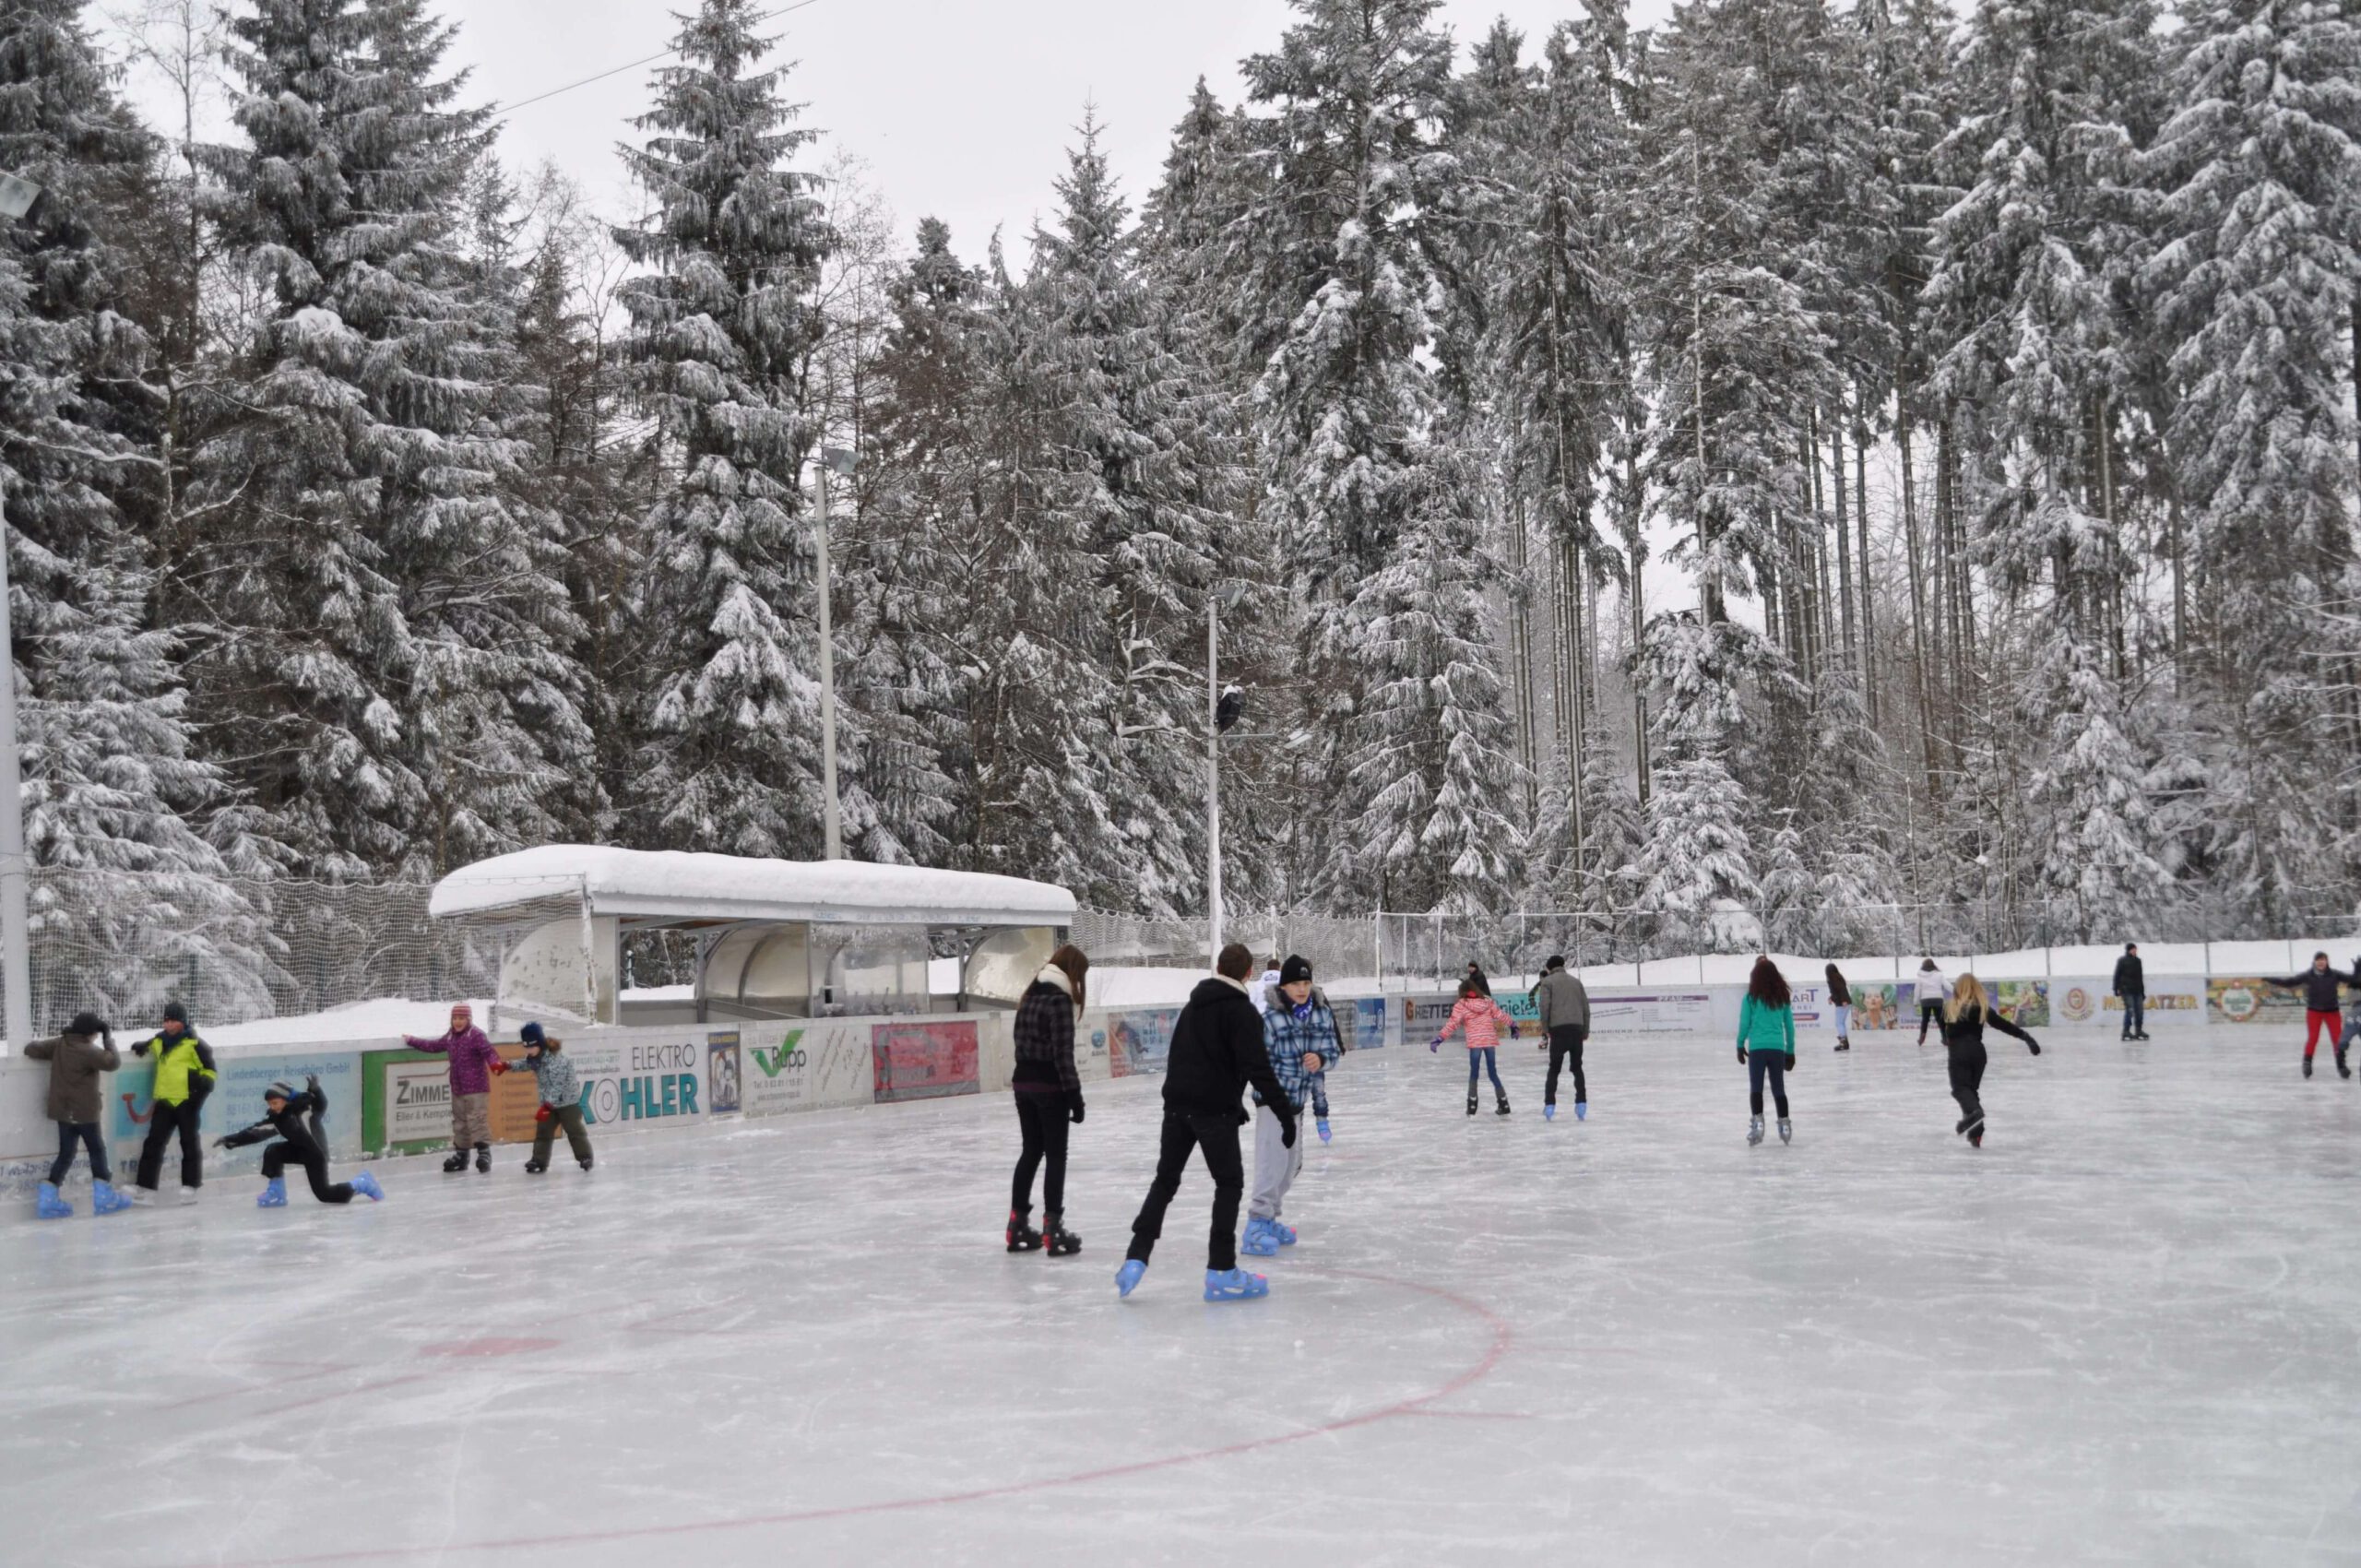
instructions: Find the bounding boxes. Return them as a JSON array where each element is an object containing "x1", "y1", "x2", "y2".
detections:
[{"x1": 1245, "y1": 956, "x2": 1343, "y2": 1256}]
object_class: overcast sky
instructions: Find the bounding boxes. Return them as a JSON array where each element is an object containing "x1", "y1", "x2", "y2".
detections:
[{"x1": 109, "y1": 0, "x2": 1676, "y2": 271}]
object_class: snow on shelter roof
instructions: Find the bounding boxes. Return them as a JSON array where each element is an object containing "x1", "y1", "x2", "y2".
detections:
[{"x1": 428, "y1": 846, "x2": 1077, "y2": 928}]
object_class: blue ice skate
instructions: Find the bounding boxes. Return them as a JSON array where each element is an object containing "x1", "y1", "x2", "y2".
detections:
[
  {"x1": 1116, "y1": 1259, "x2": 1146, "y2": 1299},
  {"x1": 35, "y1": 1181, "x2": 71, "y2": 1219},
  {"x1": 350, "y1": 1170, "x2": 385, "y2": 1202},
  {"x1": 90, "y1": 1180, "x2": 132, "y2": 1216},
  {"x1": 1240, "y1": 1218, "x2": 1280, "y2": 1256},
  {"x1": 1575, "y1": 1102, "x2": 1587, "y2": 1121},
  {"x1": 1545, "y1": 1103, "x2": 1556, "y2": 1122},
  {"x1": 256, "y1": 1177, "x2": 287, "y2": 1208},
  {"x1": 1204, "y1": 1267, "x2": 1269, "y2": 1302},
  {"x1": 1316, "y1": 1117, "x2": 1331, "y2": 1144},
  {"x1": 1269, "y1": 1218, "x2": 1297, "y2": 1245}
]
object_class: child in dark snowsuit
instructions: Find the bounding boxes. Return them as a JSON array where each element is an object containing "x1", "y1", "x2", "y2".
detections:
[
  {"x1": 219, "y1": 1078, "x2": 384, "y2": 1206},
  {"x1": 1941, "y1": 974, "x2": 2041, "y2": 1147}
]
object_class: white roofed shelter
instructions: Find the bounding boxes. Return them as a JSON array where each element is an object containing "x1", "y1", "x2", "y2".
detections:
[{"x1": 430, "y1": 846, "x2": 1076, "y2": 1026}]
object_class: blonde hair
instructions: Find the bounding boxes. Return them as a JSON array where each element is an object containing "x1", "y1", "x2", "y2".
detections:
[{"x1": 1946, "y1": 973, "x2": 1988, "y2": 1024}]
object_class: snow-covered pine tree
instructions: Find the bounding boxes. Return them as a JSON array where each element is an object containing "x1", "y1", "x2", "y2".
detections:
[
  {"x1": 1024, "y1": 111, "x2": 1219, "y2": 917},
  {"x1": 193, "y1": 0, "x2": 589, "y2": 878},
  {"x1": 0, "y1": 0, "x2": 279, "y2": 1025},
  {"x1": 614, "y1": 0, "x2": 834, "y2": 860},
  {"x1": 1626, "y1": 612, "x2": 1763, "y2": 952},
  {"x1": 2142, "y1": 0, "x2": 2361, "y2": 930}
]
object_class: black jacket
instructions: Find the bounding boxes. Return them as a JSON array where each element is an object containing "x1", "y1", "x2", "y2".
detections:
[
  {"x1": 221, "y1": 1089, "x2": 327, "y2": 1163},
  {"x1": 1011, "y1": 978, "x2": 1081, "y2": 1100},
  {"x1": 2113, "y1": 955, "x2": 2144, "y2": 995},
  {"x1": 1824, "y1": 969, "x2": 1852, "y2": 1008},
  {"x1": 2270, "y1": 968, "x2": 2347, "y2": 1013},
  {"x1": 1943, "y1": 1004, "x2": 2036, "y2": 1053},
  {"x1": 1162, "y1": 976, "x2": 1294, "y2": 1130}
]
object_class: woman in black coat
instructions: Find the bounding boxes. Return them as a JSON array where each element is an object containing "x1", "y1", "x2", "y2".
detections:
[{"x1": 1007, "y1": 944, "x2": 1089, "y2": 1255}]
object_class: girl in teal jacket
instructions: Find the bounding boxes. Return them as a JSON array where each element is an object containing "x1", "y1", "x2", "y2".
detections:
[{"x1": 1736, "y1": 956, "x2": 1797, "y2": 1146}]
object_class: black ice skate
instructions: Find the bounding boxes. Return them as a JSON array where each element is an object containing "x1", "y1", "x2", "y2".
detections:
[
  {"x1": 523, "y1": 1158, "x2": 548, "y2": 1174},
  {"x1": 1006, "y1": 1209, "x2": 1043, "y2": 1253},
  {"x1": 441, "y1": 1148, "x2": 469, "y2": 1173},
  {"x1": 473, "y1": 1142, "x2": 492, "y2": 1173},
  {"x1": 1964, "y1": 1115, "x2": 1985, "y2": 1147},
  {"x1": 1494, "y1": 1098, "x2": 1512, "y2": 1116},
  {"x1": 1044, "y1": 1211, "x2": 1081, "y2": 1257},
  {"x1": 1465, "y1": 1095, "x2": 1478, "y2": 1117},
  {"x1": 2304, "y1": 1055, "x2": 2315, "y2": 1078}
]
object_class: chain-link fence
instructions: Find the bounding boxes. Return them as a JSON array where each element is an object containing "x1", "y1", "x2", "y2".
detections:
[
  {"x1": 1, "y1": 869, "x2": 589, "y2": 1041},
  {"x1": 1068, "y1": 909, "x2": 1382, "y2": 985}
]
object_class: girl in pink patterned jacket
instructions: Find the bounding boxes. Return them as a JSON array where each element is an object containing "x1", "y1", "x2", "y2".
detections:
[{"x1": 1431, "y1": 980, "x2": 1518, "y2": 1117}]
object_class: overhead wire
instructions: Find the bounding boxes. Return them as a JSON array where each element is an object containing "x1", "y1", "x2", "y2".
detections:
[{"x1": 489, "y1": 0, "x2": 825, "y2": 123}]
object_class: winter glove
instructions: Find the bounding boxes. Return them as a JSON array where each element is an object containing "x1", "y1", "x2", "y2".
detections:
[
  {"x1": 1430, "y1": 1037, "x2": 1443, "y2": 1052},
  {"x1": 535, "y1": 1103, "x2": 553, "y2": 1123},
  {"x1": 491, "y1": 1060, "x2": 509, "y2": 1076},
  {"x1": 2026, "y1": 1037, "x2": 2042, "y2": 1055},
  {"x1": 1508, "y1": 1023, "x2": 1521, "y2": 1039},
  {"x1": 1785, "y1": 1053, "x2": 1797, "y2": 1072},
  {"x1": 1068, "y1": 1097, "x2": 1086, "y2": 1125},
  {"x1": 1280, "y1": 1117, "x2": 1298, "y2": 1149},
  {"x1": 1736, "y1": 1045, "x2": 1748, "y2": 1065}
]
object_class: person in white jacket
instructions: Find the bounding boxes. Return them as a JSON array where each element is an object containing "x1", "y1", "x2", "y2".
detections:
[{"x1": 1915, "y1": 958, "x2": 1952, "y2": 1046}]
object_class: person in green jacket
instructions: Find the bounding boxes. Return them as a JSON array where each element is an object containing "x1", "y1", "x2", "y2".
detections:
[
  {"x1": 1735, "y1": 956, "x2": 1797, "y2": 1146},
  {"x1": 131, "y1": 1001, "x2": 217, "y2": 1202}
]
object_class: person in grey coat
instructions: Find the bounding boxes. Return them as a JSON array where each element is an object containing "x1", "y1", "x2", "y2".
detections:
[
  {"x1": 1533, "y1": 956, "x2": 1592, "y2": 1122},
  {"x1": 27, "y1": 1012, "x2": 128, "y2": 1217}
]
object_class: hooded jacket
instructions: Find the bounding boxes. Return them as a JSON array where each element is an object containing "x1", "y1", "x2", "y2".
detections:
[
  {"x1": 1257, "y1": 987, "x2": 1344, "y2": 1111},
  {"x1": 1162, "y1": 974, "x2": 1294, "y2": 1132},
  {"x1": 406, "y1": 1023, "x2": 502, "y2": 1095},
  {"x1": 24, "y1": 1028, "x2": 119, "y2": 1123}
]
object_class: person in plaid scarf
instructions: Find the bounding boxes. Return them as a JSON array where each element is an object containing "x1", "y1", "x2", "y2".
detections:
[{"x1": 1243, "y1": 956, "x2": 1342, "y2": 1257}]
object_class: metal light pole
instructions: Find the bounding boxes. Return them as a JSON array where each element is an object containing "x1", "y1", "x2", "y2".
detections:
[
  {"x1": 1206, "y1": 598, "x2": 1221, "y2": 966},
  {"x1": 0, "y1": 172, "x2": 41, "y2": 1051},
  {"x1": 813, "y1": 445, "x2": 854, "y2": 861}
]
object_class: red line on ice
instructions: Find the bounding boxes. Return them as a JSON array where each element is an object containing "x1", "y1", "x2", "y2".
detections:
[{"x1": 156, "y1": 1267, "x2": 1513, "y2": 1567}]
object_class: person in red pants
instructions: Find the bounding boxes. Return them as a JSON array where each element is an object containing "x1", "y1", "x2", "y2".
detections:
[{"x1": 2267, "y1": 953, "x2": 2352, "y2": 1079}]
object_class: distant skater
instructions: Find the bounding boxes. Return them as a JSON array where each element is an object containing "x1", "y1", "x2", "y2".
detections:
[
  {"x1": 1117, "y1": 943, "x2": 1297, "y2": 1303},
  {"x1": 1736, "y1": 956, "x2": 1797, "y2": 1146},
  {"x1": 2337, "y1": 959, "x2": 2361, "y2": 1082},
  {"x1": 1941, "y1": 975, "x2": 2041, "y2": 1147},
  {"x1": 1533, "y1": 955, "x2": 1591, "y2": 1121},
  {"x1": 1433, "y1": 978, "x2": 1516, "y2": 1116},
  {"x1": 2113, "y1": 943, "x2": 2149, "y2": 1040},
  {"x1": 1009, "y1": 944, "x2": 1088, "y2": 1256},
  {"x1": 2266, "y1": 953, "x2": 2350, "y2": 1079},
  {"x1": 1825, "y1": 964, "x2": 1853, "y2": 1052},
  {"x1": 219, "y1": 1077, "x2": 383, "y2": 1206},
  {"x1": 1914, "y1": 959, "x2": 1950, "y2": 1046}
]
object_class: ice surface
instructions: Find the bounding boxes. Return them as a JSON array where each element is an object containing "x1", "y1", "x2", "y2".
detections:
[{"x1": 6, "y1": 1028, "x2": 2358, "y2": 1566}]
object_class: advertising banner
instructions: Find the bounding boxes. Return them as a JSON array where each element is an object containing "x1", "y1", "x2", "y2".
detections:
[
  {"x1": 1400, "y1": 995, "x2": 1461, "y2": 1039},
  {"x1": 1586, "y1": 991, "x2": 1713, "y2": 1034},
  {"x1": 574, "y1": 1032, "x2": 706, "y2": 1128},
  {"x1": 1097, "y1": 1007, "x2": 1180, "y2": 1079},
  {"x1": 2052, "y1": 980, "x2": 2206, "y2": 1026},
  {"x1": 872, "y1": 1019, "x2": 980, "y2": 1103},
  {"x1": 113, "y1": 1048, "x2": 365, "y2": 1171},
  {"x1": 706, "y1": 1031, "x2": 742, "y2": 1115},
  {"x1": 1991, "y1": 980, "x2": 2050, "y2": 1028},
  {"x1": 1346, "y1": 997, "x2": 1387, "y2": 1051},
  {"x1": 1847, "y1": 983, "x2": 1919, "y2": 1031},
  {"x1": 372, "y1": 1053, "x2": 456, "y2": 1152},
  {"x1": 740, "y1": 1021, "x2": 873, "y2": 1117},
  {"x1": 2210, "y1": 978, "x2": 2303, "y2": 1025}
]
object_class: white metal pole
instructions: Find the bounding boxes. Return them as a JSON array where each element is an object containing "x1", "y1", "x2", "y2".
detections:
[
  {"x1": 0, "y1": 474, "x2": 31, "y2": 1051},
  {"x1": 1207, "y1": 598, "x2": 1222, "y2": 968},
  {"x1": 814, "y1": 457, "x2": 842, "y2": 861}
]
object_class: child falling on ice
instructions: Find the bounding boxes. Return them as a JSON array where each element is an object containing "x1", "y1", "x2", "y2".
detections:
[
  {"x1": 1433, "y1": 978, "x2": 1516, "y2": 1116},
  {"x1": 405, "y1": 1003, "x2": 505, "y2": 1172},
  {"x1": 219, "y1": 1077, "x2": 383, "y2": 1206},
  {"x1": 27, "y1": 1013, "x2": 127, "y2": 1218},
  {"x1": 1940, "y1": 974, "x2": 2041, "y2": 1147},
  {"x1": 1736, "y1": 956, "x2": 1797, "y2": 1146},
  {"x1": 517, "y1": 1023, "x2": 594, "y2": 1173}
]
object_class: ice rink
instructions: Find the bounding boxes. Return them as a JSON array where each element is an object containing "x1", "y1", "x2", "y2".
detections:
[{"x1": 7, "y1": 1024, "x2": 2360, "y2": 1566}]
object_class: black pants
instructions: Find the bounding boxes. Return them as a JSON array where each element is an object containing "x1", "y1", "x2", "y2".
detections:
[
  {"x1": 1747, "y1": 1051, "x2": 1789, "y2": 1117},
  {"x1": 136, "y1": 1095, "x2": 206, "y2": 1191},
  {"x1": 49, "y1": 1122, "x2": 110, "y2": 1184},
  {"x1": 1127, "y1": 1111, "x2": 1244, "y2": 1272},
  {"x1": 1546, "y1": 1026, "x2": 1587, "y2": 1105},
  {"x1": 2120, "y1": 994, "x2": 2145, "y2": 1037},
  {"x1": 261, "y1": 1142, "x2": 353, "y2": 1204},
  {"x1": 1948, "y1": 1042, "x2": 1987, "y2": 1130},
  {"x1": 1011, "y1": 1091, "x2": 1070, "y2": 1216},
  {"x1": 1917, "y1": 1001, "x2": 1945, "y2": 1044}
]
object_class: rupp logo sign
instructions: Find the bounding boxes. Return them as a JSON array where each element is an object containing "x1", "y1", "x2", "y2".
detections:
[{"x1": 751, "y1": 1030, "x2": 810, "y2": 1077}]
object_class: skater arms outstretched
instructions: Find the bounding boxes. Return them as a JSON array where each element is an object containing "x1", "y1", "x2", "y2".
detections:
[
  {"x1": 1736, "y1": 956, "x2": 1797, "y2": 1145},
  {"x1": 1940, "y1": 974, "x2": 2039, "y2": 1148},
  {"x1": 2266, "y1": 954, "x2": 2349, "y2": 1077},
  {"x1": 219, "y1": 1078, "x2": 381, "y2": 1206},
  {"x1": 407, "y1": 1003, "x2": 504, "y2": 1172}
]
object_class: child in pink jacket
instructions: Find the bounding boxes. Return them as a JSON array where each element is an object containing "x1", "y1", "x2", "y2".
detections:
[{"x1": 1431, "y1": 978, "x2": 1517, "y2": 1117}]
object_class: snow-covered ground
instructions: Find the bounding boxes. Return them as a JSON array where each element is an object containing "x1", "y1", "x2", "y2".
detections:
[{"x1": 6, "y1": 1028, "x2": 2356, "y2": 1565}]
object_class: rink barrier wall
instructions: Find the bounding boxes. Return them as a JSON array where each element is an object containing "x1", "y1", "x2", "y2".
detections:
[{"x1": 0, "y1": 968, "x2": 2327, "y2": 1200}]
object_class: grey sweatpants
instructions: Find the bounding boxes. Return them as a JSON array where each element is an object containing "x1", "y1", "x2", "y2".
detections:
[{"x1": 1249, "y1": 1103, "x2": 1302, "y2": 1221}]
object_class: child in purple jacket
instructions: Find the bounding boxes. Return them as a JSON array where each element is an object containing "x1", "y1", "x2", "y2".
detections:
[{"x1": 406, "y1": 1003, "x2": 505, "y2": 1172}]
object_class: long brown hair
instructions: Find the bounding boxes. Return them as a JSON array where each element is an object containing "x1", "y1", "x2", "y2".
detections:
[
  {"x1": 1049, "y1": 944, "x2": 1088, "y2": 1012},
  {"x1": 1748, "y1": 956, "x2": 1790, "y2": 1007}
]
